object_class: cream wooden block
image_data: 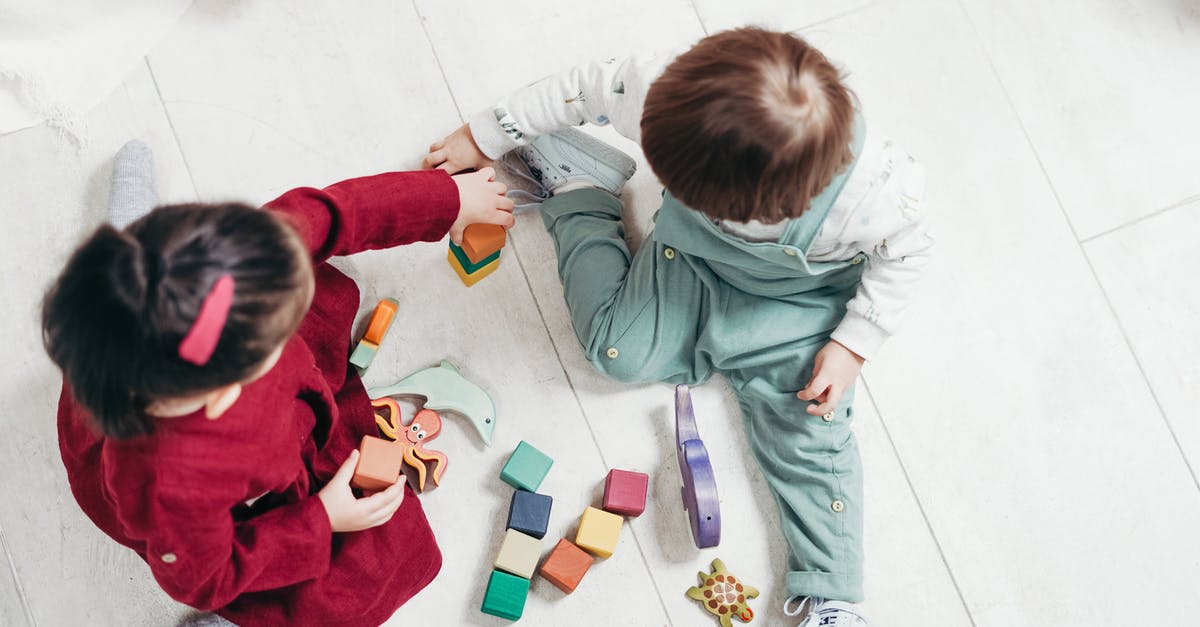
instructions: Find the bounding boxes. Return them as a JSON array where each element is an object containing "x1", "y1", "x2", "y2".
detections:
[
  {"x1": 575, "y1": 507, "x2": 623, "y2": 559},
  {"x1": 959, "y1": 0, "x2": 1200, "y2": 238},
  {"x1": 493, "y1": 529, "x2": 542, "y2": 580},
  {"x1": 1086, "y1": 202, "x2": 1200, "y2": 474}
]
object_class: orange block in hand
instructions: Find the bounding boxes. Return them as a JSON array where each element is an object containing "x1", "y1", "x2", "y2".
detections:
[
  {"x1": 461, "y1": 224, "x2": 507, "y2": 264},
  {"x1": 351, "y1": 435, "x2": 404, "y2": 491}
]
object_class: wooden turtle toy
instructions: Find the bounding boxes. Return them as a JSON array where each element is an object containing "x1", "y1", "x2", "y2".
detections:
[{"x1": 686, "y1": 558, "x2": 759, "y2": 627}]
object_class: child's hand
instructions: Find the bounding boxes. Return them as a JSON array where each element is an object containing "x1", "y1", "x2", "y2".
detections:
[
  {"x1": 449, "y1": 167, "x2": 515, "y2": 245},
  {"x1": 796, "y1": 341, "x2": 865, "y2": 417},
  {"x1": 423, "y1": 124, "x2": 490, "y2": 173},
  {"x1": 318, "y1": 450, "x2": 406, "y2": 533}
]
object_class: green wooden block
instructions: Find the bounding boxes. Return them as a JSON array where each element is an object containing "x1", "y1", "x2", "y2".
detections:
[
  {"x1": 348, "y1": 341, "x2": 377, "y2": 371},
  {"x1": 449, "y1": 240, "x2": 501, "y2": 274},
  {"x1": 481, "y1": 569, "x2": 529, "y2": 621},
  {"x1": 500, "y1": 441, "x2": 553, "y2": 491}
]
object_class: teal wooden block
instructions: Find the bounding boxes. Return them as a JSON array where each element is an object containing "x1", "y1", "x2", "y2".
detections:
[
  {"x1": 348, "y1": 341, "x2": 377, "y2": 371},
  {"x1": 481, "y1": 569, "x2": 529, "y2": 621},
  {"x1": 500, "y1": 441, "x2": 553, "y2": 491},
  {"x1": 449, "y1": 240, "x2": 501, "y2": 274}
]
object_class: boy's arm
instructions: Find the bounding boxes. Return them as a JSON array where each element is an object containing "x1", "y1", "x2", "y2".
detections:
[
  {"x1": 827, "y1": 144, "x2": 934, "y2": 361},
  {"x1": 426, "y1": 53, "x2": 672, "y2": 171}
]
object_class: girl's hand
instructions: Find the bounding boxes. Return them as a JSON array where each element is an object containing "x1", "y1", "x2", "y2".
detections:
[
  {"x1": 423, "y1": 124, "x2": 490, "y2": 173},
  {"x1": 318, "y1": 450, "x2": 406, "y2": 533},
  {"x1": 797, "y1": 341, "x2": 865, "y2": 417},
  {"x1": 449, "y1": 167, "x2": 515, "y2": 245}
]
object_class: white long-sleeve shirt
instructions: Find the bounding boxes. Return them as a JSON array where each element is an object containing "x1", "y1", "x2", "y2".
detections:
[{"x1": 468, "y1": 53, "x2": 934, "y2": 360}]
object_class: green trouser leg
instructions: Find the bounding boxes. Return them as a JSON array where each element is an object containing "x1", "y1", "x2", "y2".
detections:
[{"x1": 540, "y1": 188, "x2": 864, "y2": 602}]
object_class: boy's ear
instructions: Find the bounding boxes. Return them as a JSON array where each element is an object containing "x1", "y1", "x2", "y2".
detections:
[{"x1": 204, "y1": 383, "x2": 243, "y2": 419}]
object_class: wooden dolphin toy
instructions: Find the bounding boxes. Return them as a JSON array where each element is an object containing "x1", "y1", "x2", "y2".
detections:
[{"x1": 368, "y1": 360, "x2": 496, "y2": 445}]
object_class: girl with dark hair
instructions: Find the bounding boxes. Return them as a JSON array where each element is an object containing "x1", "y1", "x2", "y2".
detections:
[{"x1": 44, "y1": 141, "x2": 514, "y2": 626}]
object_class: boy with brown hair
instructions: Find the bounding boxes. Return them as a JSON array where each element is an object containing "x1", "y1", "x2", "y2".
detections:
[{"x1": 425, "y1": 27, "x2": 932, "y2": 625}]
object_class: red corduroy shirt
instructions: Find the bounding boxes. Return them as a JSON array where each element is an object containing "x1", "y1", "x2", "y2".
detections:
[{"x1": 57, "y1": 170, "x2": 460, "y2": 626}]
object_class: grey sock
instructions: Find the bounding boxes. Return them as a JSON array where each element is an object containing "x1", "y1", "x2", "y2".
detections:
[{"x1": 107, "y1": 139, "x2": 158, "y2": 229}]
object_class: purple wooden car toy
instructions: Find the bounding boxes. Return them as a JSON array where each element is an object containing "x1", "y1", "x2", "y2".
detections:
[{"x1": 675, "y1": 385, "x2": 720, "y2": 548}]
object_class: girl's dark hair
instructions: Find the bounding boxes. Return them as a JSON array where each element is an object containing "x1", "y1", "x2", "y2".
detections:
[
  {"x1": 641, "y1": 27, "x2": 857, "y2": 222},
  {"x1": 42, "y1": 203, "x2": 313, "y2": 439}
]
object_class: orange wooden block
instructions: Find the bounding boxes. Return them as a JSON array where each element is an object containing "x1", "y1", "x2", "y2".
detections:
[
  {"x1": 539, "y1": 539, "x2": 594, "y2": 594},
  {"x1": 362, "y1": 298, "x2": 399, "y2": 345},
  {"x1": 461, "y1": 224, "x2": 507, "y2": 264},
  {"x1": 351, "y1": 435, "x2": 404, "y2": 491}
]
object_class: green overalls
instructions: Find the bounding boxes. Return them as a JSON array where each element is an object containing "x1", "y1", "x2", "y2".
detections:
[{"x1": 538, "y1": 126, "x2": 868, "y2": 602}]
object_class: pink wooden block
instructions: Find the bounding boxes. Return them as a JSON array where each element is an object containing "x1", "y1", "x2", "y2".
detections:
[{"x1": 602, "y1": 469, "x2": 649, "y2": 517}]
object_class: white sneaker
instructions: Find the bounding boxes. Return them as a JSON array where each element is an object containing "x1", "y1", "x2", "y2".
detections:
[
  {"x1": 785, "y1": 596, "x2": 869, "y2": 626},
  {"x1": 507, "y1": 127, "x2": 636, "y2": 198}
]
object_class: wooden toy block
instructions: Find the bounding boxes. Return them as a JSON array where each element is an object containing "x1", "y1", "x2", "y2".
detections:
[
  {"x1": 507, "y1": 490, "x2": 553, "y2": 540},
  {"x1": 449, "y1": 240, "x2": 501, "y2": 273},
  {"x1": 362, "y1": 298, "x2": 399, "y2": 345},
  {"x1": 494, "y1": 529, "x2": 542, "y2": 579},
  {"x1": 539, "y1": 539, "x2": 594, "y2": 594},
  {"x1": 369, "y1": 360, "x2": 497, "y2": 445},
  {"x1": 500, "y1": 441, "x2": 554, "y2": 492},
  {"x1": 447, "y1": 248, "x2": 501, "y2": 287},
  {"x1": 351, "y1": 435, "x2": 404, "y2": 492},
  {"x1": 575, "y1": 506, "x2": 622, "y2": 558},
  {"x1": 348, "y1": 340, "x2": 378, "y2": 371},
  {"x1": 480, "y1": 569, "x2": 529, "y2": 621},
  {"x1": 603, "y1": 468, "x2": 649, "y2": 517},
  {"x1": 461, "y1": 223, "x2": 507, "y2": 264}
]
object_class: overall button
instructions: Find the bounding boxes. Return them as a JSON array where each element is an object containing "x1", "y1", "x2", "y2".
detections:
[
  {"x1": 783, "y1": 248, "x2": 798, "y2": 257},
  {"x1": 831, "y1": 500, "x2": 845, "y2": 513},
  {"x1": 605, "y1": 347, "x2": 620, "y2": 359},
  {"x1": 851, "y1": 256, "x2": 864, "y2": 265},
  {"x1": 161, "y1": 552, "x2": 178, "y2": 564},
  {"x1": 663, "y1": 247, "x2": 676, "y2": 260},
  {"x1": 822, "y1": 411, "x2": 835, "y2": 422}
]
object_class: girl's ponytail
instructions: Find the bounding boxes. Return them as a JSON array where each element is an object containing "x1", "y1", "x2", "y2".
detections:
[{"x1": 43, "y1": 226, "x2": 154, "y2": 438}]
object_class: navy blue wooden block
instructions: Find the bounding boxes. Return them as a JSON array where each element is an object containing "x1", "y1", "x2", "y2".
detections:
[{"x1": 506, "y1": 490, "x2": 553, "y2": 540}]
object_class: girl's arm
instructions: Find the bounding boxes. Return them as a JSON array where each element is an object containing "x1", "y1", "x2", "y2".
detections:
[{"x1": 266, "y1": 169, "x2": 513, "y2": 258}]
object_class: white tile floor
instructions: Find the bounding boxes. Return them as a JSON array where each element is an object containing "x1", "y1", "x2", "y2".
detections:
[{"x1": 1, "y1": 1, "x2": 1198, "y2": 625}]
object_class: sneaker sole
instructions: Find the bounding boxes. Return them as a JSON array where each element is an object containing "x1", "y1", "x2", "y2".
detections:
[{"x1": 550, "y1": 127, "x2": 637, "y2": 181}]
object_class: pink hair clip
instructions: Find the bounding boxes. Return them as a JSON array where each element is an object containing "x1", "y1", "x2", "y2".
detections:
[{"x1": 178, "y1": 274, "x2": 234, "y2": 366}]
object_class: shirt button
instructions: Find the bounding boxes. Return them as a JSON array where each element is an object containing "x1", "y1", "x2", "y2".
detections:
[
  {"x1": 663, "y1": 247, "x2": 676, "y2": 260},
  {"x1": 822, "y1": 411, "x2": 835, "y2": 422},
  {"x1": 831, "y1": 500, "x2": 845, "y2": 513},
  {"x1": 783, "y1": 248, "x2": 798, "y2": 257},
  {"x1": 161, "y1": 552, "x2": 178, "y2": 564},
  {"x1": 851, "y1": 256, "x2": 864, "y2": 265},
  {"x1": 606, "y1": 347, "x2": 619, "y2": 359}
]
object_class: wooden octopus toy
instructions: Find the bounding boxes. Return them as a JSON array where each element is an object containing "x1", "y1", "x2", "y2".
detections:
[{"x1": 370, "y1": 397, "x2": 448, "y2": 491}]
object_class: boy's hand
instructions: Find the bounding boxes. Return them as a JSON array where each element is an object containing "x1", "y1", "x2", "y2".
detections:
[
  {"x1": 797, "y1": 341, "x2": 865, "y2": 417},
  {"x1": 449, "y1": 167, "x2": 515, "y2": 245},
  {"x1": 318, "y1": 450, "x2": 406, "y2": 533},
  {"x1": 423, "y1": 124, "x2": 490, "y2": 172}
]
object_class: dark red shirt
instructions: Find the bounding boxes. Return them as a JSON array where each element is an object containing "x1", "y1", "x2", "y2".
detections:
[{"x1": 57, "y1": 170, "x2": 460, "y2": 626}]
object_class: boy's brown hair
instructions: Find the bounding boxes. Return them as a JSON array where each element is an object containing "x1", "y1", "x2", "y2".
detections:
[{"x1": 641, "y1": 27, "x2": 856, "y2": 223}]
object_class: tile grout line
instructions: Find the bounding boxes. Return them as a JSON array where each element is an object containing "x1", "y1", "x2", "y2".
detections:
[
  {"x1": 0, "y1": 523, "x2": 37, "y2": 627},
  {"x1": 793, "y1": 0, "x2": 888, "y2": 34},
  {"x1": 860, "y1": 379, "x2": 977, "y2": 627},
  {"x1": 409, "y1": 0, "x2": 465, "y2": 123},
  {"x1": 143, "y1": 57, "x2": 200, "y2": 200},
  {"x1": 503, "y1": 234, "x2": 676, "y2": 626},
  {"x1": 1080, "y1": 192, "x2": 1200, "y2": 244},
  {"x1": 954, "y1": 0, "x2": 1200, "y2": 495},
  {"x1": 408, "y1": 1, "x2": 673, "y2": 618},
  {"x1": 688, "y1": 0, "x2": 709, "y2": 35}
]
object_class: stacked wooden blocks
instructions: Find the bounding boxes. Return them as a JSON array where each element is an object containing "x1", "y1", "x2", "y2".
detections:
[
  {"x1": 481, "y1": 441, "x2": 554, "y2": 621},
  {"x1": 448, "y1": 224, "x2": 506, "y2": 287},
  {"x1": 349, "y1": 298, "x2": 398, "y2": 373}
]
